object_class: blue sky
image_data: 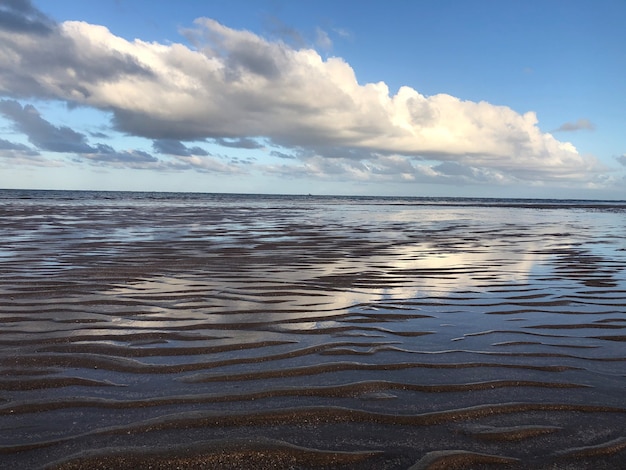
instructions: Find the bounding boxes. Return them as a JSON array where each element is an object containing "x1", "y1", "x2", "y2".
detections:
[{"x1": 1, "y1": 0, "x2": 625, "y2": 198}]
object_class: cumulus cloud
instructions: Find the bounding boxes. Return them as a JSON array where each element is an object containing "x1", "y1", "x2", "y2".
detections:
[
  {"x1": 0, "y1": 99, "x2": 168, "y2": 169},
  {"x1": 0, "y1": 99, "x2": 96, "y2": 153},
  {"x1": 554, "y1": 118, "x2": 595, "y2": 132},
  {"x1": 617, "y1": 155, "x2": 626, "y2": 167},
  {"x1": 0, "y1": 0, "x2": 54, "y2": 34},
  {"x1": 0, "y1": 3, "x2": 607, "y2": 186},
  {"x1": 0, "y1": 98, "x2": 250, "y2": 175},
  {"x1": 0, "y1": 99, "x2": 158, "y2": 169},
  {"x1": 0, "y1": 11, "x2": 152, "y2": 100}
]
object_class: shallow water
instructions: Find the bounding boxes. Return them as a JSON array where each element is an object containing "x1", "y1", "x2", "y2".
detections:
[{"x1": 1, "y1": 191, "x2": 625, "y2": 469}]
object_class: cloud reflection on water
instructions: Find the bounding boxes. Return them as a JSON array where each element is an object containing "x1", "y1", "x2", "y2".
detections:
[{"x1": 2, "y1": 195, "x2": 626, "y2": 468}]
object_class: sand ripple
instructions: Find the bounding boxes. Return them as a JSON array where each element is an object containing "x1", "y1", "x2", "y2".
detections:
[{"x1": 1, "y1": 194, "x2": 625, "y2": 468}]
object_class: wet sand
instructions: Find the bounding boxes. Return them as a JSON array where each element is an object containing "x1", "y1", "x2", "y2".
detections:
[{"x1": 1, "y1": 193, "x2": 625, "y2": 468}]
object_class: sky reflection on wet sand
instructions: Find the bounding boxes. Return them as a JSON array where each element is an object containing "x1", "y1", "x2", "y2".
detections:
[{"x1": 1, "y1": 192, "x2": 625, "y2": 468}]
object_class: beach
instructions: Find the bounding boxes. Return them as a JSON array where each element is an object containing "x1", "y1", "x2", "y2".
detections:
[{"x1": 1, "y1": 190, "x2": 625, "y2": 469}]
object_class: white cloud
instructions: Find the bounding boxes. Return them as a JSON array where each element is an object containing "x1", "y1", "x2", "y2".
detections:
[{"x1": 0, "y1": 7, "x2": 607, "y2": 186}]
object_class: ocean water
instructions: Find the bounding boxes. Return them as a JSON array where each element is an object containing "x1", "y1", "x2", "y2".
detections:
[{"x1": 1, "y1": 190, "x2": 625, "y2": 468}]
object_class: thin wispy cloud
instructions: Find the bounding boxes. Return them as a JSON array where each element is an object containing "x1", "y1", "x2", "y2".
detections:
[
  {"x1": 332, "y1": 27, "x2": 352, "y2": 39},
  {"x1": 554, "y1": 118, "x2": 596, "y2": 133},
  {"x1": 315, "y1": 27, "x2": 333, "y2": 50}
]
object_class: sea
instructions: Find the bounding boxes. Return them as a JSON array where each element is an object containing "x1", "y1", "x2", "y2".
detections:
[{"x1": 1, "y1": 189, "x2": 625, "y2": 468}]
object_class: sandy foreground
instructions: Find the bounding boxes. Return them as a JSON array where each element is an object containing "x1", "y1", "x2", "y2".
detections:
[{"x1": 1, "y1": 194, "x2": 625, "y2": 468}]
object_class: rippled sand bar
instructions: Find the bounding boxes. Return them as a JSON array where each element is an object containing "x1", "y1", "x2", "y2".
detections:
[{"x1": 1, "y1": 191, "x2": 625, "y2": 469}]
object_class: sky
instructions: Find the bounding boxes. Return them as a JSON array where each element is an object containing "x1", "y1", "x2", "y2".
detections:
[{"x1": 1, "y1": 0, "x2": 625, "y2": 199}]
